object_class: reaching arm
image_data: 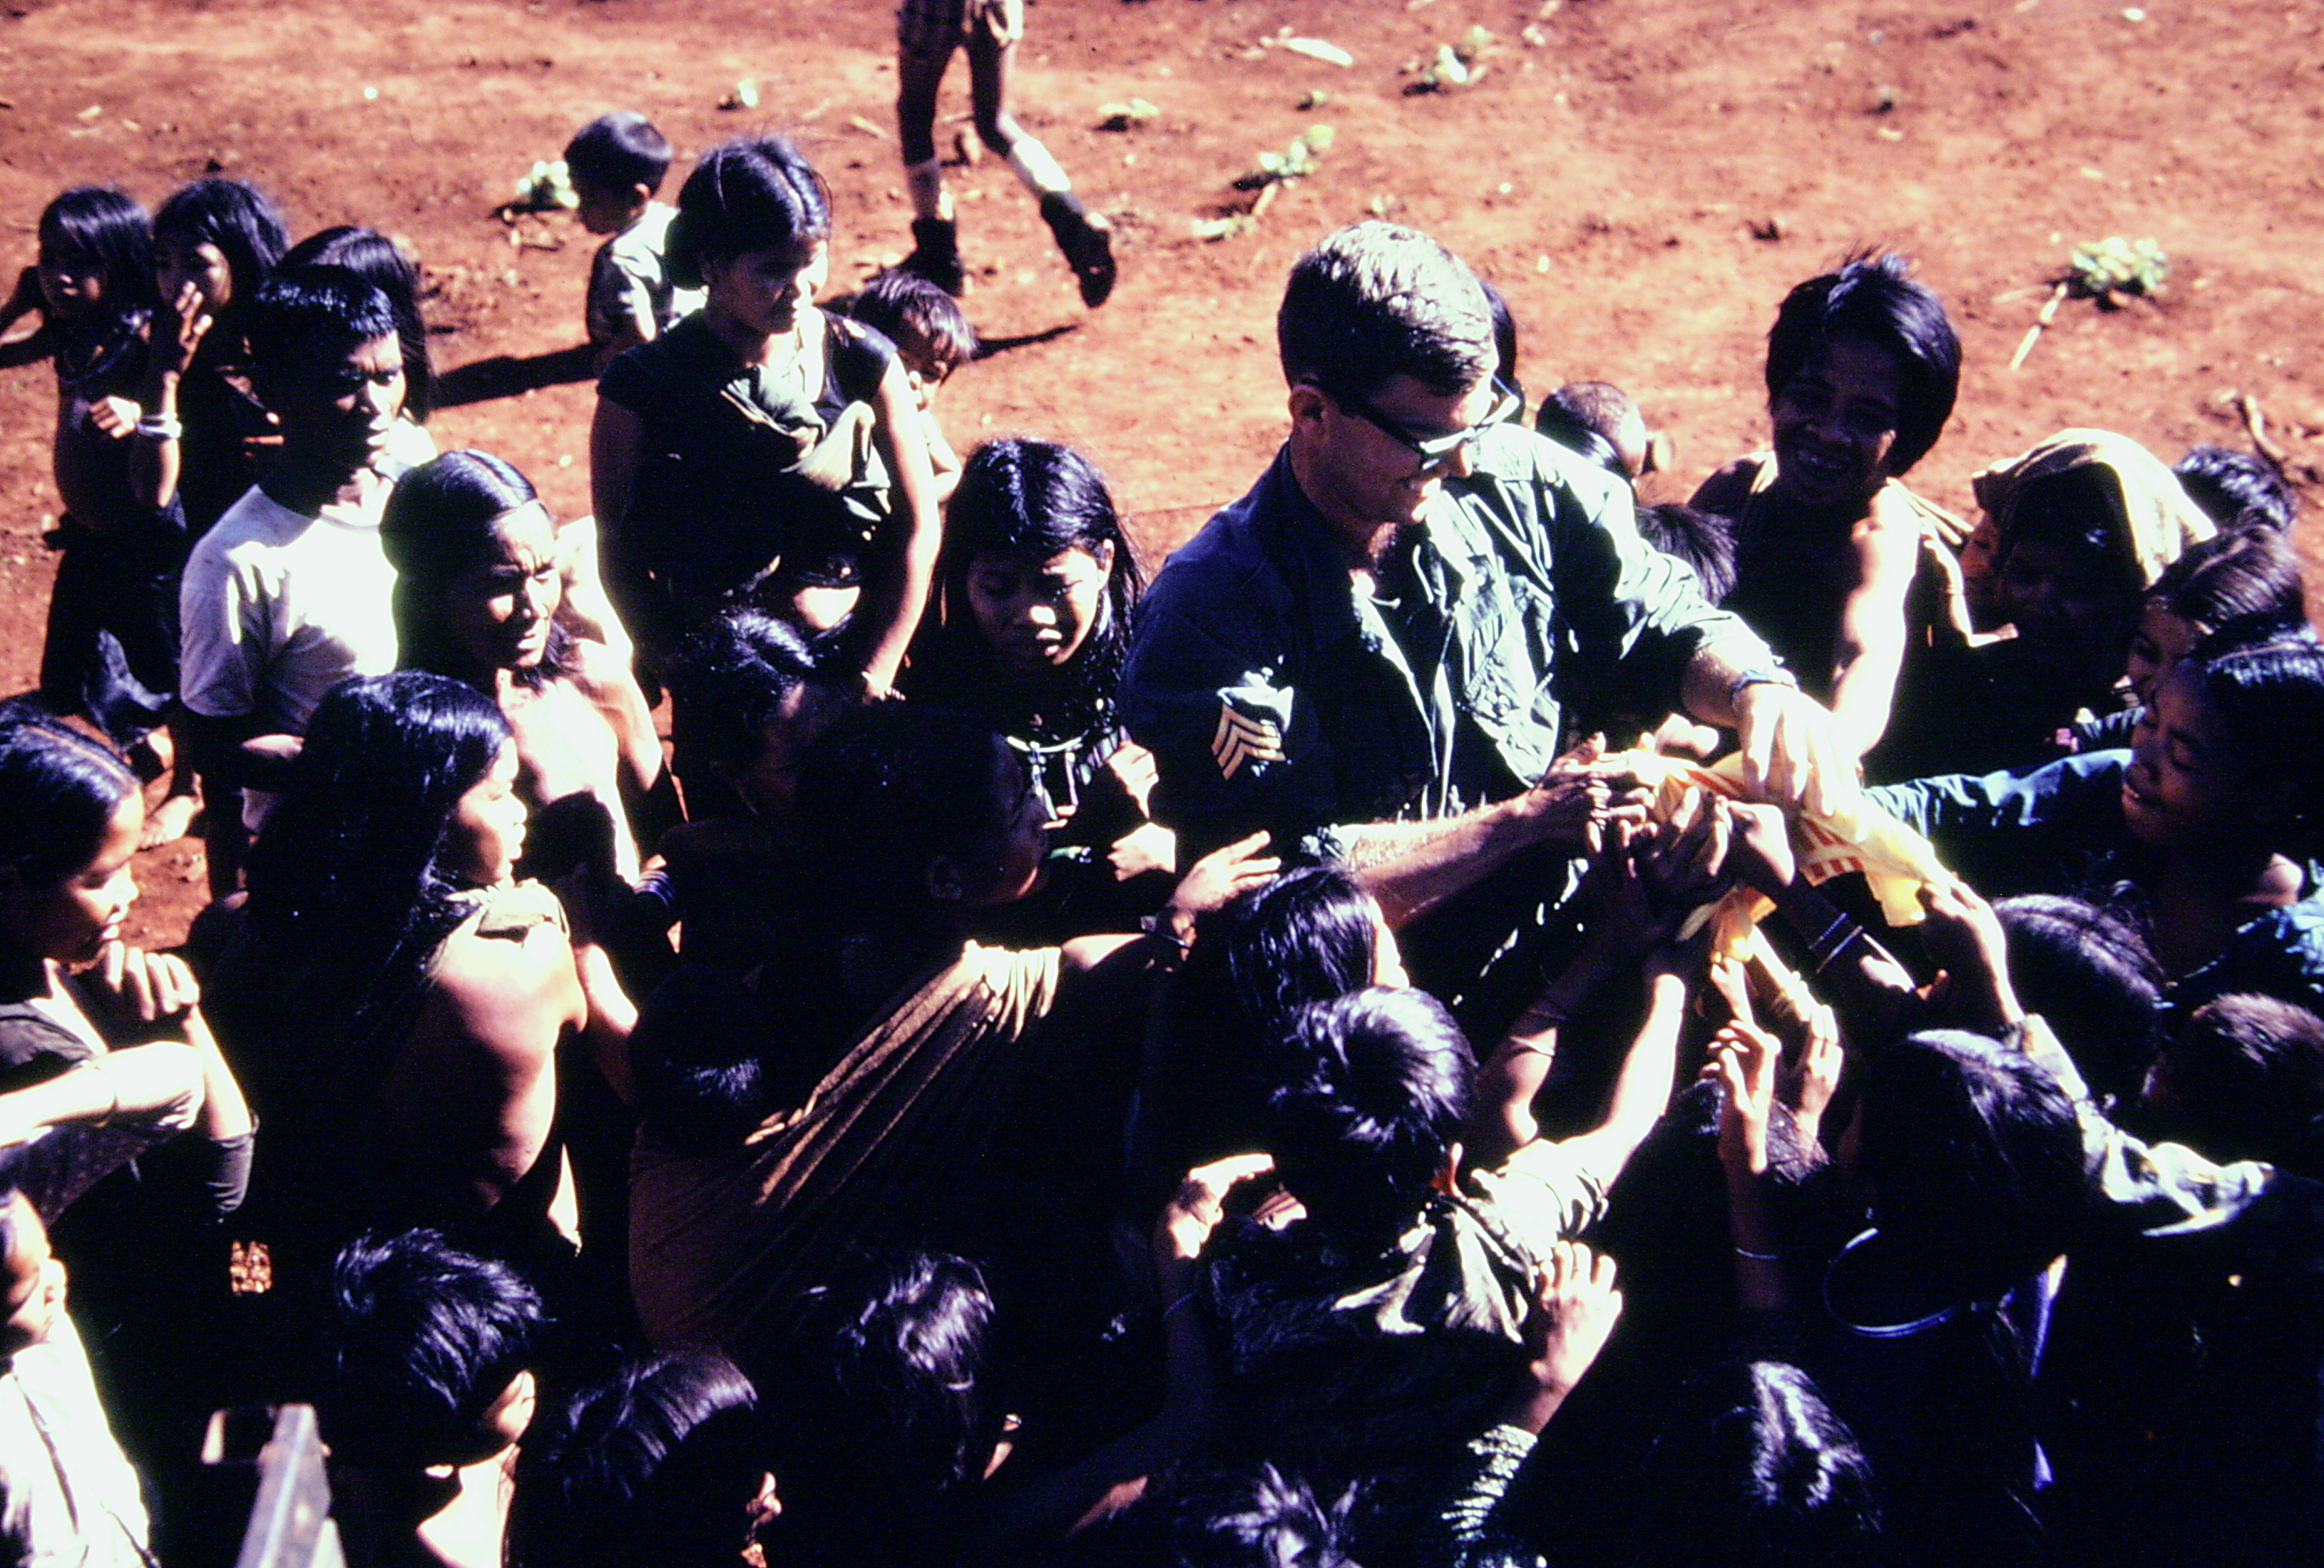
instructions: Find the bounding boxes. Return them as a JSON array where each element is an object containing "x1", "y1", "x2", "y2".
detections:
[
  {"x1": 1682, "y1": 637, "x2": 1855, "y2": 819},
  {"x1": 0, "y1": 266, "x2": 58, "y2": 367},
  {"x1": 129, "y1": 280, "x2": 215, "y2": 511},
  {"x1": 1356, "y1": 739, "x2": 1649, "y2": 928},
  {"x1": 180, "y1": 708, "x2": 302, "y2": 795},
  {"x1": 588, "y1": 396, "x2": 663, "y2": 662},
  {"x1": 856, "y1": 356, "x2": 942, "y2": 692},
  {"x1": 1824, "y1": 486, "x2": 1924, "y2": 758},
  {"x1": 0, "y1": 1045, "x2": 208, "y2": 1149}
]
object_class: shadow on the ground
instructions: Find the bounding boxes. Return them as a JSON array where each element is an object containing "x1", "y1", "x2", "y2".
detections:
[{"x1": 434, "y1": 342, "x2": 598, "y2": 408}]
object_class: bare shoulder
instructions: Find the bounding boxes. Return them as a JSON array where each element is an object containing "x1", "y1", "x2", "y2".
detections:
[
  {"x1": 1690, "y1": 455, "x2": 1767, "y2": 516},
  {"x1": 426, "y1": 899, "x2": 585, "y2": 1063}
]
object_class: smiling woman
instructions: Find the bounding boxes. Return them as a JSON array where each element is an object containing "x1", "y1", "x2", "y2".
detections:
[{"x1": 1694, "y1": 253, "x2": 1962, "y2": 759}]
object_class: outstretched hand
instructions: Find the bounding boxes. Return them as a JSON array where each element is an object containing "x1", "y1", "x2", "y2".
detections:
[
  {"x1": 1707, "y1": 1020, "x2": 1780, "y2": 1182},
  {"x1": 158, "y1": 278, "x2": 216, "y2": 378},
  {"x1": 1734, "y1": 682, "x2": 1855, "y2": 821},
  {"x1": 1156, "y1": 1152, "x2": 1276, "y2": 1271},
  {"x1": 1161, "y1": 831, "x2": 1279, "y2": 930},
  {"x1": 1917, "y1": 871, "x2": 2021, "y2": 1033},
  {"x1": 1509, "y1": 1240, "x2": 1624, "y2": 1433},
  {"x1": 1517, "y1": 736, "x2": 1651, "y2": 854}
]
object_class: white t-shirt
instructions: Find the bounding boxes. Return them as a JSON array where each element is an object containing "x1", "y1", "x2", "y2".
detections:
[{"x1": 179, "y1": 478, "x2": 400, "y2": 824}]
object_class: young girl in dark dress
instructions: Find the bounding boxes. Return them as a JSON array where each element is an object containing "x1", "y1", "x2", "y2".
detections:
[
  {"x1": 0, "y1": 188, "x2": 178, "y2": 724},
  {"x1": 590, "y1": 135, "x2": 939, "y2": 695},
  {"x1": 906, "y1": 437, "x2": 1171, "y2": 937}
]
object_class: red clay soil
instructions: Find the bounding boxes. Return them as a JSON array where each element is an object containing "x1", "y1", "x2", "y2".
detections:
[{"x1": 4, "y1": 0, "x2": 2322, "y2": 946}]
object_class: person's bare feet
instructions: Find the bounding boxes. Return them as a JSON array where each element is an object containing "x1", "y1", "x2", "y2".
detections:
[{"x1": 141, "y1": 791, "x2": 200, "y2": 849}]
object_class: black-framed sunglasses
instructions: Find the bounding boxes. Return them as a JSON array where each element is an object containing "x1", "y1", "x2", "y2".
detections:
[{"x1": 1332, "y1": 380, "x2": 1524, "y2": 466}]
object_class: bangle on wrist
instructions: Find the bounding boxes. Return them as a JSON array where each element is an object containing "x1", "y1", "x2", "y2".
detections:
[
  {"x1": 134, "y1": 413, "x2": 183, "y2": 441},
  {"x1": 1140, "y1": 913, "x2": 1193, "y2": 951}
]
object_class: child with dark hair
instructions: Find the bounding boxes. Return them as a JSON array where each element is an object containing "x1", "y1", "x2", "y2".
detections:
[
  {"x1": 1536, "y1": 379, "x2": 1655, "y2": 487},
  {"x1": 1871, "y1": 632, "x2": 2324, "y2": 1015},
  {"x1": 1993, "y1": 893, "x2": 2164, "y2": 1110},
  {"x1": 319, "y1": 1229, "x2": 545, "y2": 1568},
  {"x1": 177, "y1": 263, "x2": 409, "y2": 864},
  {"x1": 1, "y1": 187, "x2": 184, "y2": 729},
  {"x1": 1130, "y1": 864, "x2": 1397, "y2": 1209},
  {"x1": 384, "y1": 449, "x2": 661, "y2": 881},
  {"x1": 565, "y1": 111, "x2": 702, "y2": 371},
  {"x1": 2118, "y1": 523, "x2": 2307, "y2": 712},
  {"x1": 1632, "y1": 1361, "x2": 1883, "y2": 1568},
  {"x1": 1194, "y1": 810, "x2": 1724, "y2": 1527},
  {"x1": 906, "y1": 436, "x2": 1169, "y2": 935},
  {"x1": 593, "y1": 135, "x2": 940, "y2": 693},
  {"x1": 509, "y1": 1350, "x2": 770, "y2": 1568},
  {"x1": 2140, "y1": 993, "x2": 2324, "y2": 1177},
  {"x1": 846, "y1": 267, "x2": 976, "y2": 501},
  {"x1": 891, "y1": 0, "x2": 1115, "y2": 305},
  {"x1": 2175, "y1": 441, "x2": 2298, "y2": 533},
  {"x1": 0, "y1": 707, "x2": 256, "y2": 1564},
  {"x1": 1694, "y1": 252, "x2": 1963, "y2": 760},
  {"x1": 1877, "y1": 428, "x2": 2216, "y2": 781},
  {"x1": 760, "y1": 1246, "x2": 999, "y2": 1563},
  {"x1": 625, "y1": 610, "x2": 846, "y2": 984},
  {"x1": 1637, "y1": 501, "x2": 1737, "y2": 600},
  {"x1": 141, "y1": 178, "x2": 290, "y2": 538}
]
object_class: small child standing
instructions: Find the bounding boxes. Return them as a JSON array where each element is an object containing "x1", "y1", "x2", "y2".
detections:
[
  {"x1": 568, "y1": 111, "x2": 704, "y2": 373},
  {"x1": 0, "y1": 188, "x2": 183, "y2": 724},
  {"x1": 846, "y1": 268, "x2": 976, "y2": 503},
  {"x1": 894, "y1": 0, "x2": 1115, "y2": 307}
]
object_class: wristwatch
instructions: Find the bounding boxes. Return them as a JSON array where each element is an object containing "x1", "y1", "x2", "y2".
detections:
[{"x1": 1726, "y1": 666, "x2": 1798, "y2": 708}]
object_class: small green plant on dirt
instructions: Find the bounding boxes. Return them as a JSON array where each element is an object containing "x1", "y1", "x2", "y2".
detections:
[
  {"x1": 1406, "y1": 26, "x2": 1495, "y2": 92},
  {"x1": 1097, "y1": 97, "x2": 1159, "y2": 130},
  {"x1": 2067, "y1": 235, "x2": 2170, "y2": 303},
  {"x1": 1237, "y1": 123, "x2": 1336, "y2": 188},
  {"x1": 506, "y1": 159, "x2": 576, "y2": 213},
  {"x1": 2009, "y1": 235, "x2": 2172, "y2": 371}
]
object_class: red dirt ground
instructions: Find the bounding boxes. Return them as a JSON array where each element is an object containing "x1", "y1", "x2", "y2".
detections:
[{"x1": 4, "y1": 0, "x2": 2322, "y2": 946}]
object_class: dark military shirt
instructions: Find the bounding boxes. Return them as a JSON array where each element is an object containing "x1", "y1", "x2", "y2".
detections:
[{"x1": 1121, "y1": 428, "x2": 1756, "y2": 857}]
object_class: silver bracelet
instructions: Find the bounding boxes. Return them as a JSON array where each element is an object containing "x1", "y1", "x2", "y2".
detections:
[{"x1": 135, "y1": 413, "x2": 183, "y2": 441}]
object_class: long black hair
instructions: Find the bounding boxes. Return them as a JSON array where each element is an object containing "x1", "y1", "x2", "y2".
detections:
[
  {"x1": 282, "y1": 225, "x2": 433, "y2": 421},
  {"x1": 36, "y1": 185, "x2": 155, "y2": 329},
  {"x1": 920, "y1": 437, "x2": 1142, "y2": 738},
  {"x1": 0, "y1": 702, "x2": 138, "y2": 897},
  {"x1": 665, "y1": 135, "x2": 831, "y2": 290},
  {"x1": 382, "y1": 450, "x2": 569, "y2": 689},
  {"x1": 153, "y1": 177, "x2": 287, "y2": 342},
  {"x1": 225, "y1": 673, "x2": 512, "y2": 1085}
]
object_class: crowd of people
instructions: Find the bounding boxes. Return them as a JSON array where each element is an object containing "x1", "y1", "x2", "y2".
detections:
[{"x1": 0, "y1": 103, "x2": 2320, "y2": 1568}]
